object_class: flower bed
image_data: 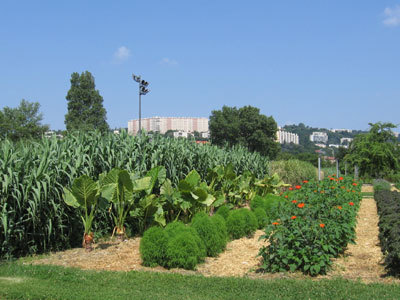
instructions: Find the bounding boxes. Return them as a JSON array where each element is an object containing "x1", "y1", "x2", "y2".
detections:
[
  {"x1": 258, "y1": 176, "x2": 362, "y2": 275},
  {"x1": 375, "y1": 190, "x2": 400, "y2": 274}
]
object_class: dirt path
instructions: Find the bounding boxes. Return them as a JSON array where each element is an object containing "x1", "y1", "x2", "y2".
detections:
[{"x1": 327, "y1": 196, "x2": 387, "y2": 282}]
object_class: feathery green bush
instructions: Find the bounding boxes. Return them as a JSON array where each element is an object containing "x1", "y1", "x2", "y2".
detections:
[
  {"x1": 139, "y1": 226, "x2": 168, "y2": 267},
  {"x1": 226, "y1": 208, "x2": 257, "y2": 239}
]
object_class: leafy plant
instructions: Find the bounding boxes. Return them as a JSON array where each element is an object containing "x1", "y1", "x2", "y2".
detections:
[
  {"x1": 373, "y1": 179, "x2": 391, "y2": 192},
  {"x1": 100, "y1": 168, "x2": 151, "y2": 239},
  {"x1": 63, "y1": 175, "x2": 103, "y2": 251},
  {"x1": 258, "y1": 176, "x2": 362, "y2": 275},
  {"x1": 269, "y1": 159, "x2": 316, "y2": 186}
]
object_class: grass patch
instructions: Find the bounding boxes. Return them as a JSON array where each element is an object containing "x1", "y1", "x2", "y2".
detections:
[
  {"x1": 362, "y1": 192, "x2": 374, "y2": 198},
  {"x1": 1, "y1": 263, "x2": 400, "y2": 299}
]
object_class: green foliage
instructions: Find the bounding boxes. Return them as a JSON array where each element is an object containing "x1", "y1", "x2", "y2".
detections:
[
  {"x1": 206, "y1": 164, "x2": 255, "y2": 206},
  {"x1": 65, "y1": 71, "x2": 109, "y2": 132},
  {"x1": 164, "y1": 221, "x2": 206, "y2": 270},
  {"x1": 226, "y1": 208, "x2": 257, "y2": 239},
  {"x1": 210, "y1": 214, "x2": 228, "y2": 250},
  {"x1": 209, "y1": 105, "x2": 280, "y2": 159},
  {"x1": 63, "y1": 175, "x2": 102, "y2": 235},
  {"x1": 0, "y1": 99, "x2": 49, "y2": 141},
  {"x1": 345, "y1": 122, "x2": 400, "y2": 178},
  {"x1": 139, "y1": 226, "x2": 168, "y2": 267},
  {"x1": 269, "y1": 159, "x2": 316, "y2": 186},
  {"x1": 191, "y1": 212, "x2": 225, "y2": 257},
  {"x1": 0, "y1": 131, "x2": 268, "y2": 259},
  {"x1": 375, "y1": 190, "x2": 400, "y2": 274},
  {"x1": 259, "y1": 177, "x2": 362, "y2": 275},
  {"x1": 373, "y1": 179, "x2": 391, "y2": 192},
  {"x1": 4, "y1": 263, "x2": 400, "y2": 300},
  {"x1": 216, "y1": 205, "x2": 231, "y2": 220},
  {"x1": 100, "y1": 168, "x2": 151, "y2": 237},
  {"x1": 253, "y1": 208, "x2": 268, "y2": 229}
]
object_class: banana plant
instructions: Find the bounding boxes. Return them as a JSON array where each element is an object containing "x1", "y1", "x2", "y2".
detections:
[
  {"x1": 63, "y1": 175, "x2": 103, "y2": 251},
  {"x1": 177, "y1": 169, "x2": 220, "y2": 219},
  {"x1": 254, "y1": 173, "x2": 290, "y2": 196},
  {"x1": 100, "y1": 168, "x2": 151, "y2": 240},
  {"x1": 130, "y1": 166, "x2": 168, "y2": 233}
]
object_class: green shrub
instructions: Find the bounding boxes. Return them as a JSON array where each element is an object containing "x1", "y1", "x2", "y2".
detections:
[
  {"x1": 373, "y1": 179, "x2": 391, "y2": 192},
  {"x1": 216, "y1": 205, "x2": 230, "y2": 220},
  {"x1": 250, "y1": 195, "x2": 269, "y2": 211},
  {"x1": 269, "y1": 159, "x2": 316, "y2": 186},
  {"x1": 191, "y1": 212, "x2": 225, "y2": 257},
  {"x1": 253, "y1": 208, "x2": 268, "y2": 229},
  {"x1": 139, "y1": 226, "x2": 168, "y2": 267},
  {"x1": 166, "y1": 230, "x2": 206, "y2": 270},
  {"x1": 226, "y1": 208, "x2": 257, "y2": 239},
  {"x1": 211, "y1": 214, "x2": 228, "y2": 248}
]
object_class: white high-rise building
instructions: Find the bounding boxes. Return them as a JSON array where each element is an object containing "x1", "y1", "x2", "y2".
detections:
[
  {"x1": 276, "y1": 128, "x2": 299, "y2": 144},
  {"x1": 128, "y1": 117, "x2": 209, "y2": 135}
]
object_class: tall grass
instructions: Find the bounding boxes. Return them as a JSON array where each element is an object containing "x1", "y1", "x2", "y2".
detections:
[
  {"x1": 269, "y1": 159, "x2": 317, "y2": 186},
  {"x1": 0, "y1": 131, "x2": 269, "y2": 259}
]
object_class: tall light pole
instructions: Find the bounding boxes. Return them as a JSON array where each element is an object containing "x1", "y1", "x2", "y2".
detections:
[{"x1": 132, "y1": 74, "x2": 150, "y2": 134}]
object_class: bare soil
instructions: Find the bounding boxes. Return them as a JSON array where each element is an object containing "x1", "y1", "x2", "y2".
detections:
[{"x1": 30, "y1": 185, "x2": 400, "y2": 283}]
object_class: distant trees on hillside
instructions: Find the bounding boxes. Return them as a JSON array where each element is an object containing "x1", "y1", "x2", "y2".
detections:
[{"x1": 209, "y1": 105, "x2": 279, "y2": 159}]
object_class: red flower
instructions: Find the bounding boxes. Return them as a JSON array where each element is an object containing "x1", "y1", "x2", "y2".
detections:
[
  {"x1": 291, "y1": 216, "x2": 297, "y2": 220},
  {"x1": 329, "y1": 177, "x2": 335, "y2": 181},
  {"x1": 303, "y1": 180, "x2": 309, "y2": 183},
  {"x1": 297, "y1": 203, "x2": 305, "y2": 208},
  {"x1": 352, "y1": 183, "x2": 357, "y2": 186},
  {"x1": 349, "y1": 202, "x2": 354, "y2": 206},
  {"x1": 339, "y1": 177, "x2": 344, "y2": 180},
  {"x1": 340, "y1": 186, "x2": 345, "y2": 189},
  {"x1": 337, "y1": 206, "x2": 342, "y2": 210},
  {"x1": 292, "y1": 200, "x2": 297, "y2": 204},
  {"x1": 319, "y1": 223, "x2": 325, "y2": 228},
  {"x1": 272, "y1": 222, "x2": 279, "y2": 225},
  {"x1": 284, "y1": 195, "x2": 288, "y2": 198},
  {"x1": 295, "y1": 185, "x2": 302, "y2": 189},
  {"x1": 332, "y1": 174, "x2": 336, "y2": 177},
  {"x1": 289, "y1": 187, "x2": 293, "y2": 191}
]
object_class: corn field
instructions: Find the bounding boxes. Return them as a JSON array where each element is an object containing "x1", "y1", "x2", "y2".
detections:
[{"x1": 0, "y1": 131, "x2": 269, "y2": 259}]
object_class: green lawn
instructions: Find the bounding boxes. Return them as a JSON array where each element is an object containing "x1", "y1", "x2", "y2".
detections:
[
  {"x1": 1, "y1": 263, "x2": 400, "y2": 299},
  {"x1": 361, "y1": 191, "x2": 374, "y2": 198}
]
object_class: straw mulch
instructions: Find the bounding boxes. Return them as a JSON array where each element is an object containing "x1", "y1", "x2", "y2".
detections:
[{"x1": 30, "y1": 185, "x2": 400, "y2": 283}]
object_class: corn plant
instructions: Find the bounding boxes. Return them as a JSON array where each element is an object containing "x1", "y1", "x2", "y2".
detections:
[{"x1": 0, "y1": 130, "x2": 269, "y2": 259}]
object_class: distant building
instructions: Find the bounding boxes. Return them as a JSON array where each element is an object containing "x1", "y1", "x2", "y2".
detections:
[
  {"x1": 329, "y1": 144, "x2": 340, "y2": 148},
  {"x1": 330, "y1": 129, "x2": 353, "y2": 133},
  {"x1": 310, "y1": 132, "x2": 328, "y2": 144},
  {"x1": 276, "y1": 128, "x2": 299, "y2": 144},
  {"x1": 128, "y1": 116, "x2": 209, "y2": 136},
  {"x1": 340, "y1": 137, "x2": 353, "y2": 145},
  {"x1": 315, "y1": 143, "x2": 327, "y2": 148},
  {"x1": 173, "y1": 131, "x2": 189, "y2": 138},
  {"x1": 393, "y1": 132, "x2": 399, "y2": 138}
]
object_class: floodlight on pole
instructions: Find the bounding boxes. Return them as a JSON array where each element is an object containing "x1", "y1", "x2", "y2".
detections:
[{"x1": 132, "y1": 73, "x2": 150, "y2": 134}]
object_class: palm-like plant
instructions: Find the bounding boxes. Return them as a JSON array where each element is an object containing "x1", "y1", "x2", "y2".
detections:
[
  {"x1": 63, "y1": 175, "x2": 102, "y2": 251},
  {"x1": 100, "y1": 168, "x2": 151, "y2": 240}
]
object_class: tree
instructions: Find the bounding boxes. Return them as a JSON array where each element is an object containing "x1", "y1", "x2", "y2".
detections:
[
  {"x1": 65, "y1": 71, "x2": 109, "y2": 132},
  {"x1": 209, "y1": 105, "x2": 279, "y2": 159},
  {"x1": 0, "y1": 99, "x2": 49, "y2": 141},
  {"x1": 344, "y1": 122, "x2": 400, "y2": 178}
]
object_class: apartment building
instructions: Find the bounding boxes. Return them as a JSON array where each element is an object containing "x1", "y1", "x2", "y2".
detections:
[
  {"x1": 276, "y1": 128, "x2": 299, "y2": 144},
  {"x1": 128, "y1": 116, "x2": 209, "y2": 135},
  {"x1": 310, "y1": 132, "x2": 328, "y2": 144}
]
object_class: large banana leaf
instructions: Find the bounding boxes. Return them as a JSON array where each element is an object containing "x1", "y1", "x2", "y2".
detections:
[{"x1": 63, "y1": 175, "x2": 98, "y2": 208}]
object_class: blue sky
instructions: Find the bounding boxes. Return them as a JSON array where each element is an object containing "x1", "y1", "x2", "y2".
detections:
[{"x1": 1, "y1": 1, "x2": 399, "y2": 131}]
